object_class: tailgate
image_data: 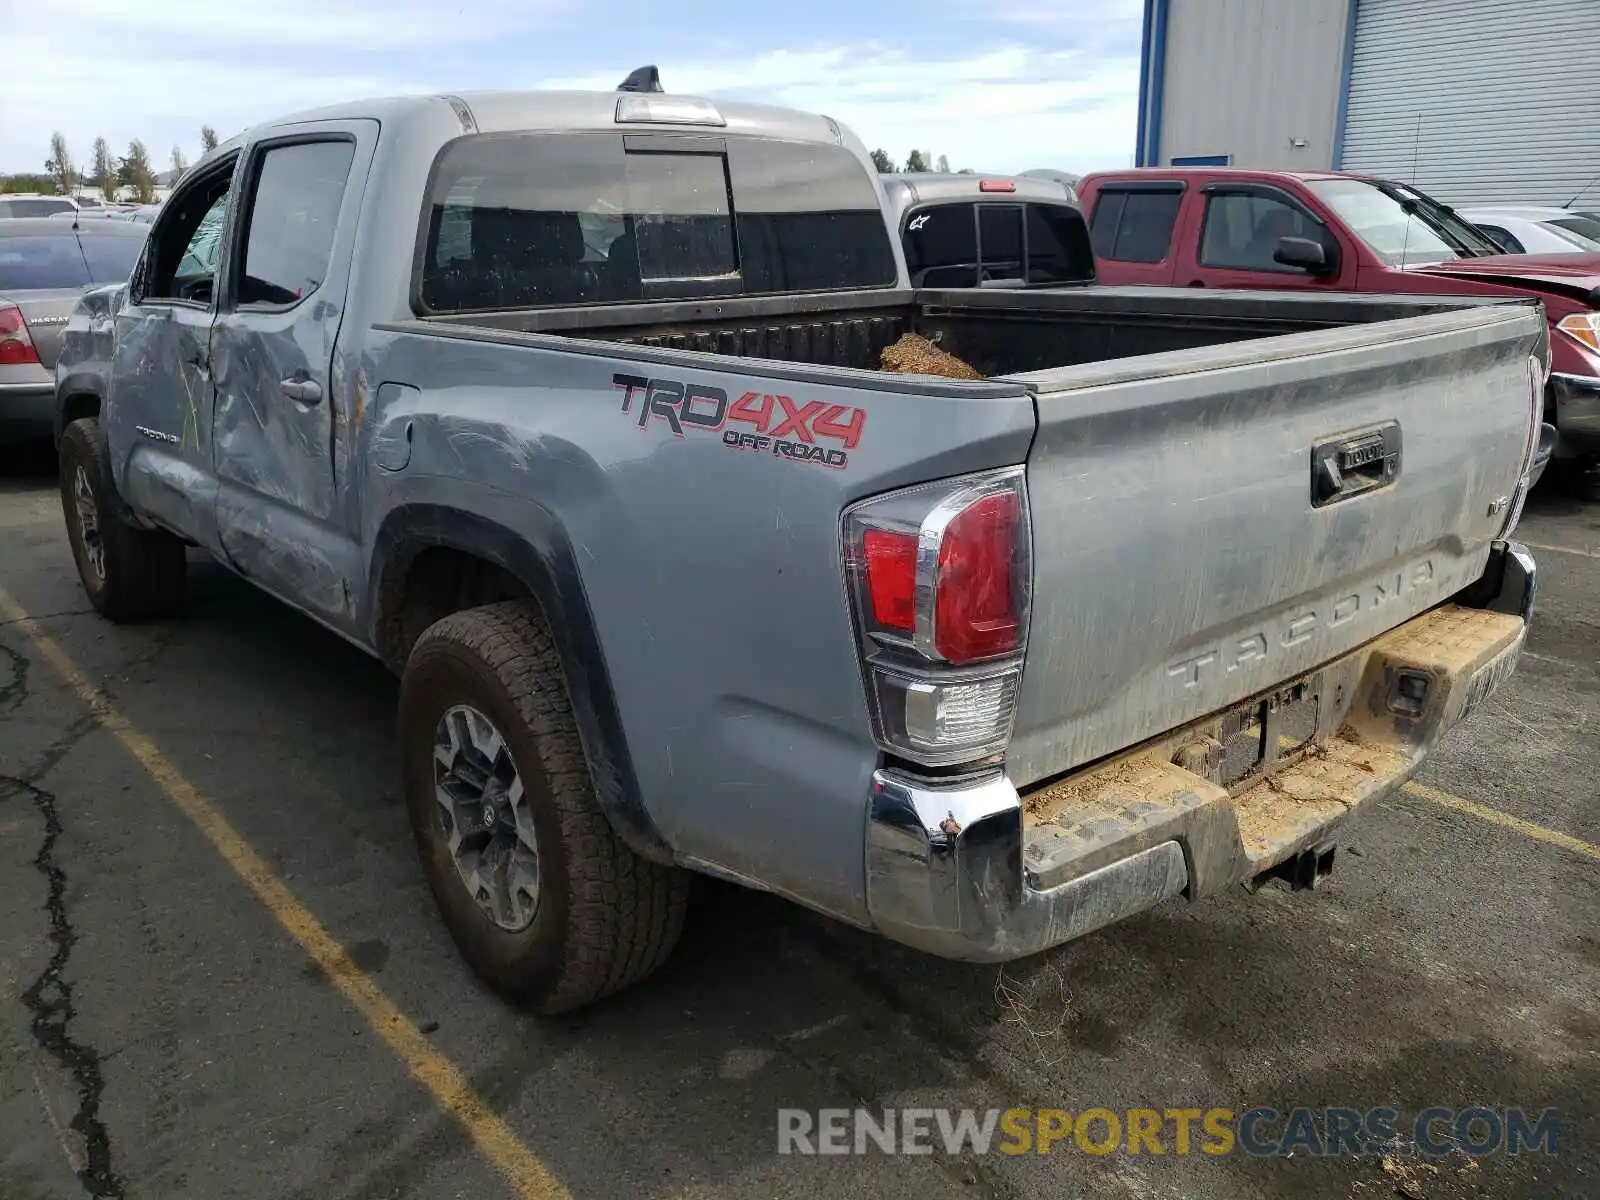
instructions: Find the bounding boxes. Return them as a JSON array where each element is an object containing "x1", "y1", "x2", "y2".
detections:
[{"x1": 1007, "y1": 303, "x2": 1543, "y2": 786}]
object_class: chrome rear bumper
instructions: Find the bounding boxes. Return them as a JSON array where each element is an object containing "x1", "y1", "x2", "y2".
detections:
[{"x1": 865, "y1": 543, "x2": 1534, "y2": 962}]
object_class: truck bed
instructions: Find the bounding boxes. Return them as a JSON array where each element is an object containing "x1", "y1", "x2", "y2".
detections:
[{"x1": 415, "y1": 284, "x2": 1507, "y2": 378}]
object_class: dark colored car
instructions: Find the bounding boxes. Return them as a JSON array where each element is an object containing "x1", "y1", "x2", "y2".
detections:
[
  {"x1": 879, "y1": 172, "x2": 1096, "y2": 288},
  {"x1": 1, "y1": 218, "x2": 148, "y2": 443}
]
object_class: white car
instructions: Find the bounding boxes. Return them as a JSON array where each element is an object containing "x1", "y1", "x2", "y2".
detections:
[{"x1": 1461, "y1": 206, "x2": 1600, "y2": 255}]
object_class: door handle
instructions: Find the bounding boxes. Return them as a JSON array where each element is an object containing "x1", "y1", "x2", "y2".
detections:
[{"x1": 280, "y1": 378, "x2": 322, "y2": 404}]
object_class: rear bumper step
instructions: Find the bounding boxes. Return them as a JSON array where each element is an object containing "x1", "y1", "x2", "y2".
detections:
[{"x1": 865, "y1": 552, "x2": 1531, "y2": 962}]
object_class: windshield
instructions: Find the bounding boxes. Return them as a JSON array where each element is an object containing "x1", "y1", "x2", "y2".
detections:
[
  {"x1": 1306, "y1": 178, "x2": 1502, "y2": 266},
  {"x1": 1551, "y1": 214, "x2": 1600, "y2": 246}
]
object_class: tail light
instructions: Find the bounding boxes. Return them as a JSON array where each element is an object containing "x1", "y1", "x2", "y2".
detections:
[
  {"x1": 843, "y1": 468, "x2": 1030, "y2": 767},
  {"x1": 0, "y1": 305, "x2": 40, "y2": 366}
]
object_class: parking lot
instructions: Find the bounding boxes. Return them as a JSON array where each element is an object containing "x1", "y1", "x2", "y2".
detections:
[{"x1": 0, "y1": 446, "x2": 1596, "y2": 1200}]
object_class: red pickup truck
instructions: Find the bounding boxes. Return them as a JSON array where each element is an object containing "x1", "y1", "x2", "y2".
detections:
[{"x1": 1079, "y1": 168, "x2": 1600, "y2": 490}]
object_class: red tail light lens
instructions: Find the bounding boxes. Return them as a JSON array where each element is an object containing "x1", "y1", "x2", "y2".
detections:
[
  {"x1": 863, "y1": 529, "x2": 918, "y2": 632},
  {"x1": 843, "y1": 468, "x2": 1030, "y2": 768},
  {"x1": 934, "y1": 490, "x2": 1021, "y2": 663},
  {"x1": 0, "y1": 306, "x2": 40, "y2": 366},
  {"x1": 978, "y1": 179, "x2": 1017, "y2": 193}
]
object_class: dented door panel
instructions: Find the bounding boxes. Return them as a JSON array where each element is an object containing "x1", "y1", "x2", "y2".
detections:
[
  {"x1": 211, "y1": 122, "x2": 377, "y2": 628},
  {"x1": 106, "y1": 303, "x2": 225, "y2": 556}
]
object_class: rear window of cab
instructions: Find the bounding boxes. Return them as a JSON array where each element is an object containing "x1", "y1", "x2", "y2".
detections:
[
  {"x1": 416, "y1": 132, "x2": 899, "y2": 313},
  {"x1": 902, "y1": 200, "x2": 1095, "y2": 287}
]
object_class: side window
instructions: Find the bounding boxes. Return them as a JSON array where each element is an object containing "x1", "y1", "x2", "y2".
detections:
[
  {"x1": 1110, "y1": 191, "x2": 1182, "y2": 262},
  {"x1": 1476, "y1": 224, "x2": 1523, "y2": 255},
  {"x1": 177, "y1": 199, "x2": 226, "y2": 279},
  {"x1": 142, "y1": 160, "x2": 234, "y2": 304},
  {"x1": 1090, "y1": 188, "x2": 1182, "y2": 263},
  {"x1": 904, "y1": 204, "x2": 980, "y2": 288},
  {"x1": 1088, "y1": 191, "x2": 1125, "y2": 258},
  {"x1": 1199, "y1": 191, "x2": 1328, "y2": 270},
  {"x1": 237, "y1": 140, "x2": 356, "y2": 307}
]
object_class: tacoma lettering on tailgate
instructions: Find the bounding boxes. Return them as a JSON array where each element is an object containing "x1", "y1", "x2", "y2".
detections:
[
  {"x1": 1167, "y1": 560, "x2": 1450, "y2": 688},
  {"x1": 613, "y1": 372, "x2": 865, "y2": 470}
]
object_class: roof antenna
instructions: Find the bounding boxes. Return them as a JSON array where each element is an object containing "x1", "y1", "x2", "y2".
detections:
[
  {"x1": 1397, "y1": 111, "x2": 1423, "y2": 269},
  {"x1": 1562, "y1": 170, "x2": 1600, "y2": 209},
  {"x1": 617, "y1": 66, "x2": 663, "y2": 93}
]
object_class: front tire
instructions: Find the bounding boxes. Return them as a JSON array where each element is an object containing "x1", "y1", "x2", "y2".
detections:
[
  {"x1": 398, "y1": 601, "x2": 689, "y2": 1013},
  {"x1": 58, "y1": 417, "x2": 187, "y2": 621}
]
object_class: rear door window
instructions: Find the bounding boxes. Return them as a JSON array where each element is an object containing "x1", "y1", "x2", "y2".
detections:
[
  {"x1": 0, "y1": 235, "x2": 91, "y2": 289},
  {"x1": 417, "y1": 132, "x2": 897, "y2": 312},
  {"x1": 1090, "y1": 187, "x2": 1182, "y2": 263}
]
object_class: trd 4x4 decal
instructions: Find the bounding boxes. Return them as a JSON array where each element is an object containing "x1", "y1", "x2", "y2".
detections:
[{"x1": 612, "y1": 373, "x2": 866, "y2": 470}]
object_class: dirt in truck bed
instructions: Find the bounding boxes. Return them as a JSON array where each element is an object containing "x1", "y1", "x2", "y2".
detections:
[{"x1": 879, "y1": 332, "x2": 985, "y2": 380}]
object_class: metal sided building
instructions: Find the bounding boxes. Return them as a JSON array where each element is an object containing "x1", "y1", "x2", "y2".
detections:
[{"x1": 1134, "y1": 0, "x2": 1600, "y2": 206}]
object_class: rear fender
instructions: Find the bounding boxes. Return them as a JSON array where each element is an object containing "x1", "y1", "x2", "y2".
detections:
[{"x1": 366, "y1": 502, "x2": 676, "y2": 865}]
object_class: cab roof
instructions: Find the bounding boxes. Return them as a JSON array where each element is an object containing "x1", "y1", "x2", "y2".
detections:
[
  {"x1": 880, "y1": 172, "x2": 1077, "y2": 211},
  {"x1": 197, "y1": 89, "x2": 857, "y2": 171}
]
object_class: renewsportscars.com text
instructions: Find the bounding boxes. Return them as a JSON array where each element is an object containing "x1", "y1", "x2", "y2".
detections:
[{"x1": 776, "y1": 1106, "x2": 1561, "y2": 1158}]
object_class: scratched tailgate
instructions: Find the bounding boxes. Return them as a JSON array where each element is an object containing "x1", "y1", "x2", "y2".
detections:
[{"x1": 1005, "y1": 302, "x2": 1544, "y2": 786}]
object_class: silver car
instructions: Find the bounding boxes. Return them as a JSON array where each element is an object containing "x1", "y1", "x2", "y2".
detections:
[
  {"x1": 0, "y1": 218, "x2": 148, "y2": 443},
  {"x1": 1462, "y1": 206, "x2": 1600, "y2": 255}
]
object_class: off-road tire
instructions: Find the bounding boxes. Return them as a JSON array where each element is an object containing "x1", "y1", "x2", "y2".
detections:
[
  {"x1": 58, "y1": 417, "x2": 187, "y2": 621},
  {"x1": 398, "y1": 600, "x2": 689, "y2": 1012}
]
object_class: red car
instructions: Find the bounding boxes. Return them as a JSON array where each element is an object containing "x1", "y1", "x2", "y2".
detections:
[{"x1": 1079, "y1": 168, "x2": 1600, "y2": 490}]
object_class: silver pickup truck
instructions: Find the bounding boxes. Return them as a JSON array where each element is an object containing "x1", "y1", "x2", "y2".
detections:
[{"x1": 53, "y1": 77, "x2": 1548, "y2": 1013}]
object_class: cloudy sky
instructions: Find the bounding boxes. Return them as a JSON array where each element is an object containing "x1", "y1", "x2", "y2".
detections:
[{"x1": 2, "y1": 0, "x2": 1142, "y2": 178}]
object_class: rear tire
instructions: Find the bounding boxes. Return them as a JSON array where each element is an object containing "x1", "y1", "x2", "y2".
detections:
[
  {"x1": 398, "y1": 600, "x2": 689, "y2": 1013},
  {"x1": 58, "y1": 417, "x2": 187, "y2": 622}
]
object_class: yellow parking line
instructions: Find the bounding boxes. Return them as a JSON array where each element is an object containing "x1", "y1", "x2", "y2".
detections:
[
  {"x1": 1400, "y1": 780, "x2": 1600, "y2": 864},
  {"x1": 1519, "y1": 540, "x2": 1600, "y2": 560},
  {"x1": 0, "y1": 584, "x2": 570, "y2": 1200}
]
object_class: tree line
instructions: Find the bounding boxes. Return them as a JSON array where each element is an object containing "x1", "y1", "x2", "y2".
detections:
[
  {"x1": 869, "y1": 149, "x2": 971, "y2": 175},
  {"x1": 2, "y1": 127, "x2": 222, "y2": 203},
  {"x1": 9, "y1": 131, "x2": 965, "y2": 200}
]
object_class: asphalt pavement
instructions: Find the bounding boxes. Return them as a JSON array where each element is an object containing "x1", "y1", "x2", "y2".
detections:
[{"x1": 1, "y1": 444, "x2": 1596, "y2": 1200}]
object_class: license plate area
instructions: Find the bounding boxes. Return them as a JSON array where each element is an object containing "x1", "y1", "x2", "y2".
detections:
[{"x1": 1218, "y1": 679, "x2": 1323, "y2": 793}]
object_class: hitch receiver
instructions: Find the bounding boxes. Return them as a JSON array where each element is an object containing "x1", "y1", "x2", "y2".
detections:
[{"x1": 1252, "y1": 841, "x2": 1337, "y2": 892}]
